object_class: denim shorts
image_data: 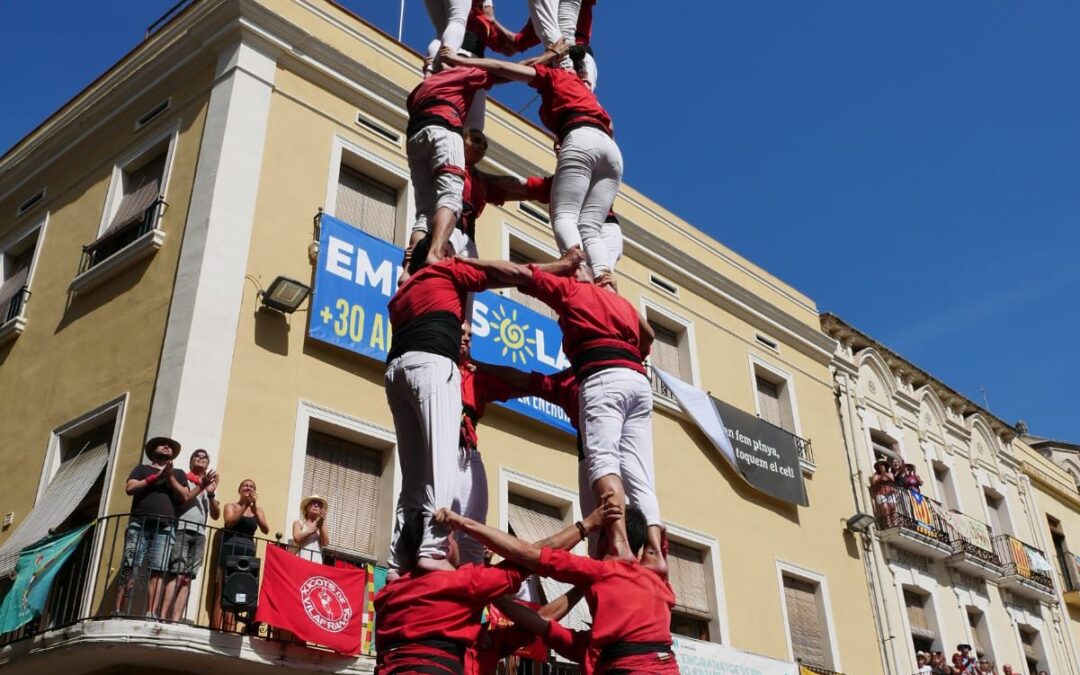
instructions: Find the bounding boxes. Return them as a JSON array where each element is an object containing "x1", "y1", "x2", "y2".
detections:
[
  {"x1": 122, "y1": 516, "x2": 176, "y2": 573},
  {"x1": 168, "y1": 528, "x2": 206, "y2": 577}
]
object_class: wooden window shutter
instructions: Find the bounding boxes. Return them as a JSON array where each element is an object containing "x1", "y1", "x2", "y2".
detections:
[
  {"x1": 967, "y1": 611, "x2": 984, "y2": 657},
  {"x1": 302, "y1": 431, "x2": 382, "y2": 560},
  {"x1": 756, "y1": 376, "x2": 784, "y2": 427},
  {"x1": 904, "y1": 590, "x2": 935, "y2": 641},
  {"x1": 336, "y1": 166, "x2": 397, "y2": 241},
  {"x1": 649, "y1": 322, "x2": 687, "y2": 381},
  {"x1": 783, "y1": 575, "x2": 827, "y2": 667},
  {"x1": 506, "y1": 495, "x2": 591, "y2": 632},
  {"x1": 668, "y1": 541, "x2": 710, "y2": 617}
]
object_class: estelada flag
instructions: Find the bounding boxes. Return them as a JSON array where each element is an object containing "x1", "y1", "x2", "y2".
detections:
[
  {"x1": 486, "y1": 600, "x2": 548, "y2": 662},
  {"x1": 255, "y1": 545, "x2": 368, "y2": 655}
]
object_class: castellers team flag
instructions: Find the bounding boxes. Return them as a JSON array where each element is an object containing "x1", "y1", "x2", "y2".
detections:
[{"x1": 255, "y1": 545, "x2": 368, "y2": 655}]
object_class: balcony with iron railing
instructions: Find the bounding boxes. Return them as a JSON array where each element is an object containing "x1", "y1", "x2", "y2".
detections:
[
  {"x1": 993, "y1": 534, "x2": 1055, "y2": 601},
  {"x1": 872, "y1": 486, "x2": 954, "y2": 559},
  {"x1": 79, "y1": 198, "x2": 167, "y2": 274},
  {"x1": 0, "y1": 513, "x2": 583, "y2": 675},
  {"x1": 0, "y1": 285, "x2": 30, "y2": 346}
]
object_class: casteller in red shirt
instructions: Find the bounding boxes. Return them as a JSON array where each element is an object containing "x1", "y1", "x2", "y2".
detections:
[
  {"x1": 536, "y1": 547, "x2": 677, "y2": 675},
  {"x1": 459, "y1": 358, "x2": 523, "y2": 451},
  {"x1": 407, "y1": 66, "x2": 495, "y2": 138},
  {"x1": 529, "y1": 64, "x2": 612, "y2": 141},
  {"x1": 374, "y1": 562, "x2": 528, "y2": 675},
  {"x1": 521, "y1": 267, "x2": 647, "y2": 378},
  {"x1": 387, "y1": 259, "x2": 493, "y2": 364}
]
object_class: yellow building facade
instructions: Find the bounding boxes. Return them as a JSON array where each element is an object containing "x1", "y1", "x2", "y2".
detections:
[{"x1": 1, "y1": 2, "x2": 1044, "y2": 674}]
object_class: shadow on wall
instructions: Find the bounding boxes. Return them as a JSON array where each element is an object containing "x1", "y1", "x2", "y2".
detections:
[
  {"x1": 55, "y1": 257, "x2": 155, "y2": 334},
  {"x1": 253, "y1": 307, "x2": 290, "y2": 356}
]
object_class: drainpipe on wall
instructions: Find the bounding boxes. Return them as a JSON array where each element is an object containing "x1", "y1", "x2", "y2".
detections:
[{"x1": 833, "y1": 366, "x2": 896, "y2": 675}]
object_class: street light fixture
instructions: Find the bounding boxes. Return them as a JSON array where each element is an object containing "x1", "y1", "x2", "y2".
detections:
[{"x1": 260, "y1": 276, "x2": 311, "y2": 314}]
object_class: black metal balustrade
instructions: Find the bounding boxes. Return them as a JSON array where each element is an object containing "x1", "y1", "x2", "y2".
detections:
[
  {"x1": 79, "y1": 198, "x2": 167, "y2": 274},
  {"x1": 993, "y1": 534, "x2": 1054, "y2": 591},
  {"x1": 2, "y1": 286, "x2": 29, "y2": 324},
  {"x1": 873, "y1": 486, "x2": 953, "y2": 547},
  {"x1": 0, "y1": 513, "x2": 583, "y2": 673}
]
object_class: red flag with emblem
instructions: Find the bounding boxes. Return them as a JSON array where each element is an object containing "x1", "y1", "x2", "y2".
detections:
[{"x1": 255, "y1": 545, "x2": 368, "y2": 655}]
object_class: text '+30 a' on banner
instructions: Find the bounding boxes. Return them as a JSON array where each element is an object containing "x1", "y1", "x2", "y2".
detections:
[{"x1": 307, "y1": 215, "x2": 575, "y2": 435}]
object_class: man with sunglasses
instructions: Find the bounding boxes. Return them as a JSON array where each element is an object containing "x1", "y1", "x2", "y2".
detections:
[{"x1": 163, "y1": 448, "x2": 220, "y2": 621}]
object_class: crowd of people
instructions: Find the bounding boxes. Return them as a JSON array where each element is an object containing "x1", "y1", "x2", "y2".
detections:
[
  {"x1": 116, "y1": 436, "x2": 330, "y2": 627},
  {"x1": 377, "y1": 2, "x2": 680, "y2": 674},
  {"x1": 915, "y1": 643, "x2": 1048, "y2": 675}
]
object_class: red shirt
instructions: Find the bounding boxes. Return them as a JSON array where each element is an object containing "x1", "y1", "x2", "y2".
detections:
[
  {"x1": 522, "y1": 268, "x2": 647, "y2": 376},
  {"x1": 374, "y1": 562, "x2": 528, "y2": 652},
  {"x1": 389, "y1": 259, "x2": 491, "y2": 330},
  {"x1": 536, "y1": 548, "x2": 675, "y2": 675},
  {"x1": 530, "y1": 65, "x2": 612, "y2": 139},
  {"x1": 460, "y1": 360, "x2": 522, "y2": 449},
  {"x1": 528, "y1": 369, "x2": 580, "y2": 430},
  {"x1": 407, "y1": 66, "x2": 494, "y2": 135},
  {"x1": 461, "y1": 171, "x2": 551, "y2": 237}
]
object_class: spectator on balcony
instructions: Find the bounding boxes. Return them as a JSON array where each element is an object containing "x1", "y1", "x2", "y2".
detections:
[
  {"x1": 214, "y1": 479, "x2": 269, "y2": 631},
  {"x1": 977, "y1": 658, "x2": 997, "y2": 674},
  {"x1": 916, "y1": 652, "x2": 933, "y2": 674},
  {"x1": 953, "y1": 644, "x2": 978, "y2": 674},
  {"x1": 1000, "y1": 666, "x2": 1013, "y2": 675},
  {"x1": 116, "y1": 436, "x2": 189, "y2": 618},
  {"x1": 291, "y1": 495, "x2": 329, "y2": 564},
  {"x1": 221, "y1": 479, "x2": 269, "y2": 558},
  {"x1": 929, "y1": 651, "x2": 952, "y2": 675},
  {"x1": 870, "y1": 460, "x2": 897, "y2": 524},
  {"x1": 903, "y1": 463, "x2": 924, "y2": 492},
  {"x1": 162, "y1": 448, "x2": 220, "y2": 622}
]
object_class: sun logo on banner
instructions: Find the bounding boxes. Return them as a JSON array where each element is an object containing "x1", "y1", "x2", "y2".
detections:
[{"x1": 491, "y1": 304, "x2": 536, "y2": 365}]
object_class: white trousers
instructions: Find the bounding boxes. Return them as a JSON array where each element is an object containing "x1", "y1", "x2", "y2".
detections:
[
  {"x1": 452, "y1": 449, "x2": 488, "y2": 566},
  {"x1": 579, "y1": 368, "x2": 661, "y2": 527},
  {"x1": 385, "y1": 352, "x2": 462, "y2": 567},
  {"x1": 551, "y1": 126, "x2": 624, "y2": 276},
  {"x1": 424, "y1": 0, "x2": 470, "y2": 61},
  {"x1": 408, "y1": 126, "x2": 466, "y2": 238},
  {"x1": 528, "y1": 0, "x2": 582, "y2": 68}
]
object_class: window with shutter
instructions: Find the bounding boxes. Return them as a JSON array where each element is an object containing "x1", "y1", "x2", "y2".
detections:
[
  {"x1": 0, "y1": 247, "x2": 33, "y2": 322},
  {"x1": 506, "y1": 249, "x2": 555, "y2": 318},
  {"x1": 756, "y1": 377, "x2": 784, "y2": 428},
  {"x1": 649, "y1": 322, "x2": 686, "y2": 380},
  {"x1": 302, "y1": 431, "x2": 383, "y2": 561},
  {"x1": 336, "y1": 166, "x2": 397, "y2": 242},
  {"x1": 783, "y1": 575, "x2": 828, "y2": 668},
  {"x1": 103, "y1": 154, "x2": 166, "y2": 239},
  {"x1": 966, "y1": 609, "x2": 988, "y2": 659},
  {"x1": 904, "y1": 589, "x2": 936, "y2": 643},
  {"x1": 668, "y1": 541, "x2": 710, "y2": 617},
  {"x1": 506, "y1": 494, "x2": 591, "y2": 632}
]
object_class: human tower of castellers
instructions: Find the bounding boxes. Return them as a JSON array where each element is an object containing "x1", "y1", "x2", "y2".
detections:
[{"x1": 378, "y1": 2, "x2": 679, "y2": 674}]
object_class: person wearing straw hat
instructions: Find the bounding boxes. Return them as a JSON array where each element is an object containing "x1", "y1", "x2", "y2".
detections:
[{"x1": 292, "y1": 495, "x2": 330, "y2": 564}]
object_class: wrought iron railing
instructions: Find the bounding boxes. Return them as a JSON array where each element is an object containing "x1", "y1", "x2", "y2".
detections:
[
  {"x1": 0, "y1": 513, "x2": 377, "y2": 655},
  {"x1": 79, "y1": 198, "x2": 167, "y2": 273},
  {"x1": 947, "y1": 517, "x2": 1001, "y2": 567},
  {"x1": 0, "y1": 513, "x2": 584, "y2": 673},
  {"x1": 872, "y1": 486, "x2": 952, "y2": 546},
  {"x1": 993, "y1": 534, "x2": 1054, "y2": 590},
  {"x1": 2, "y1": 286, "x2": 29, "y2": 324}
]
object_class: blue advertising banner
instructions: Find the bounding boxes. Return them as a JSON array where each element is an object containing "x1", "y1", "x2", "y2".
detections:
[{"x1": 308, "y1": 215, "x2": 574, "y2": 435}]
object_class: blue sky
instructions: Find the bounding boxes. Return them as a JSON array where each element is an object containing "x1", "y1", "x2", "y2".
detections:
[{"x1": 2, "y1": 1, "x2": 1077, "y2": 440}]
